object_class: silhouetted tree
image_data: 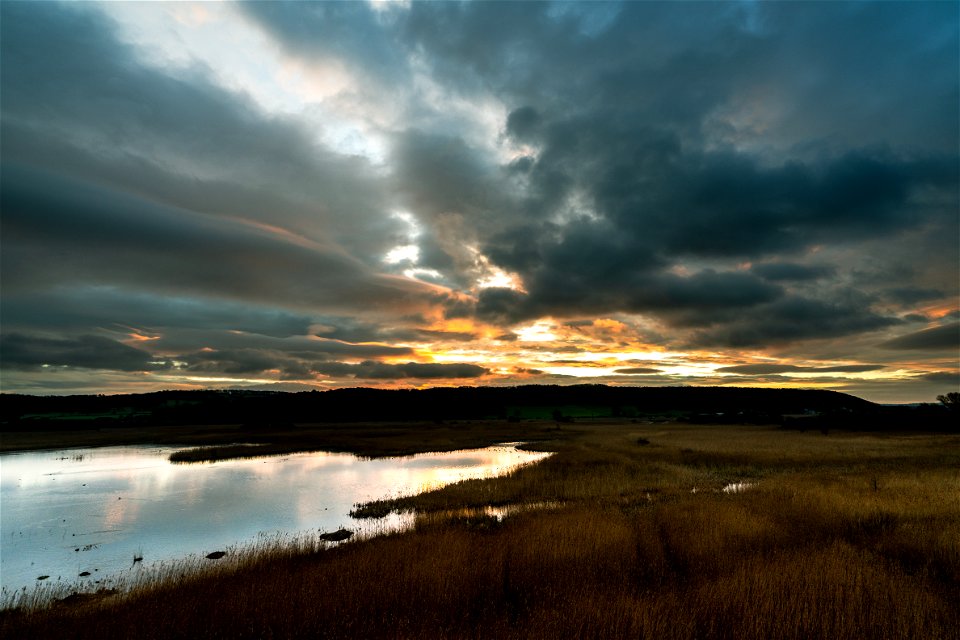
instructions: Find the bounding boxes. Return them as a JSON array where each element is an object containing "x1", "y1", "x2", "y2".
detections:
[{"x1": 937, "y1": 392, "x2": 960, "y2": 411}]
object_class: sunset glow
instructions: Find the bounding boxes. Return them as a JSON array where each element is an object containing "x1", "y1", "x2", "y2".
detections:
[{"x1": 1, "y1": 1, "x2": 957, "y2": 403}]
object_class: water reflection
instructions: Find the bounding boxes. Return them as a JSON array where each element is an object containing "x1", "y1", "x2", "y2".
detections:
[{"x1": 0, "y1": 443, "x2": 549, "y2": 600}]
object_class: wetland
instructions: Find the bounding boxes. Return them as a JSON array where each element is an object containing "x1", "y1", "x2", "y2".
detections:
[{"x1": 2, "y1": 418, "x2": 958, "y2": 639}]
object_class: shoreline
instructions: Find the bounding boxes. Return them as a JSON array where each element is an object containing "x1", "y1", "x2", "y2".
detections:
[
  {"x1": 0, "y1": 420, "x2": 571, "y2": 460},
  {"x1": 1, "y1": 435, "x2": 556, "y2": 606},
  {"x1": 3, "y1": 422, "x2": 958, "y2": 639}
]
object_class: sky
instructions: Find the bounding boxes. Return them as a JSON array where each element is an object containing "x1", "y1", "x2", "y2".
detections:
[{"x1": 1, "y1": 1, "x2": 957, "y2": 403}]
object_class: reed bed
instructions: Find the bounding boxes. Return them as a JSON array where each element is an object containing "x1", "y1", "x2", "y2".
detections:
[{"x1": 3, "y1": 423, "x2": 957, "y2": 639}]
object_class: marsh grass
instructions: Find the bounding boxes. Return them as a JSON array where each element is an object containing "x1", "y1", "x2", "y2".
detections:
[{"x1": 3, "y1": 423, "x2": 958, "y2": 639}]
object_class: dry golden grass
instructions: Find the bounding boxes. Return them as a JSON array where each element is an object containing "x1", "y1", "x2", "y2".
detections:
[{"x1": 2, "y1": 422, "x2": 958, "y2": 639}]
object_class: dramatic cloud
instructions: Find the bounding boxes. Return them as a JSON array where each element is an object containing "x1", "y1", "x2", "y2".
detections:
[
  {"x1": 879, "y1": 323, "x2": 960, "y2": 351},
  {"x1": 921, "y1": 371, "x2": 960, "y2": 385},
  {"x1": 0, "y1": 334, "x2": 160, "y2": 372},
  {"x1": 751, "y1": 263, "x2": 837, "y2": 283},
  {"x1": 314, "y1": 361, "x2": 489, "y2": 380},
  {"x1": 2, "y1": 165, "x2": 435, "y2": 313},
  {"x1": 717, "y1": 364, "x2": 885, "y2": 375},
  {"x1": 1, "y1": 289, "x2": 314, "y2": 339},
  {"x1": 689, "y1": 296, "x2": 901, "y2": 348},
  {"x1": 1, "y1": 1, "x2": 956, "y2": 402}
]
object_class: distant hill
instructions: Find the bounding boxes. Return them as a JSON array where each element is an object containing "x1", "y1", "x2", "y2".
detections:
[{"x1": 1, "y1": 385, "x2": 886, "y2": 430}]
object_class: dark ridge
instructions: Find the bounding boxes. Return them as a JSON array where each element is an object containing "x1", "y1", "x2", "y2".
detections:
[{"x1": 0, "y1": 385, "x2": 954, "y2": 432}]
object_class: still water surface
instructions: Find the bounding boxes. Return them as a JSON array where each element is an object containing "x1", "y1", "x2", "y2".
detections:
[{"x1": 0, "y1": 443, "x2": 549, "y2": 598}]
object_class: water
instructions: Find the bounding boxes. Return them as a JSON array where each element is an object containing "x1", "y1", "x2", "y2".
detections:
[{"x1": 0, "y1": 443, "x2": 549, "y2": 600}]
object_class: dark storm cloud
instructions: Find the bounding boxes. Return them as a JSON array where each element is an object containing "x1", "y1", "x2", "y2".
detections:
[
  {"x1": 0, "y1": 334, "x2": 160, "y2": 372},
  {"x1": 880, "y1": 287, "x2": 947, "y2": 306},
  {"x1": 313, "y1": 317, "x2": 478, "y2": 345},
  {"x1": 0, "y1": 2, "x2": 439, "y2": 391},
  {"x1": 690, "y1": 296, "x2": 900, "y2": 348},
  {"x1": 513, "y1": 367, "x2": 544, "y2": 375},
  {"x1": 298, "y1": 339, "x2": 414, "y2": 358},
  {"x1": 147, "y1": 330, "x2": 413, "y2": 361},
  {"x1": 314, "y1": 361, "x2": 488, "y2": 380},
  {"x1": 314, "y1": 344, "x2": 418, "y2": 361},
  {"x1": 360, "y1": 362, "x2": 488, "y2": 380},
  {"x1": 217, "y1": 3, "x2": 955, "y2": 332},
  {"x1": 1, "y1": 1, "x2": 401, "y2": 267},
  {"x1": 878, "y1": 323, "x2": 960, "y2": 351},
  {"x1": 403, "y1": 1, "x2": 958, "y2": 151},
  {"x1": 637, "y1": 271, "x2": 783, "y2": 313},
  {"x1": 751, "y1": 262, "x2": 837, "y2": 282},
  {"x1": 177, "y1": 347, "x2": 333, "y2": 381},
  {"x1": 17, "y1": 0, "x2": 948, "y2": 339},
  {"x1": 0, "y1": 330, "x2": 417, "y2": 379},
  {"x1": 717, "y1": 364, "x2": 884, "y2": 375},
  {"x1": 477, "y1": 267, "x2": 782, "y2": 324},
  {"x1": 385, "y1": 129, "x2": 524, "y2": 287},
  {"x1": 476, "y1": 115, "x2": 956, "y2": 331},
  {"x1": 506, "y1": 106, "x2": 542, "y2": 141},
  {"x1": 0, "y1": 289, "x2": 313, "y2": 339},
  {"x1": 182, "y1": 348, "x2": 288, "y2": 376},
  {"x1": 390, "y1": 130, "x2": 502, "y2": 223},
  {"x1": 2, "y1": 1, "x2": 958, "y2": 398},
  {"x1": 920, "y1": 371, "x2": 960, "y2": 385},
  {"x1": 312, "y1": 318, "x2": 412, "y2": 345},
  {"x1": 481, "y1": 148, "x2": 955, "y2": 308},
  {"x1": 397, "y1": 1, "x2": 957, "y2": 333},
  {"x1": 1, "y1": 164, "x2": 430, "y2": 312}
]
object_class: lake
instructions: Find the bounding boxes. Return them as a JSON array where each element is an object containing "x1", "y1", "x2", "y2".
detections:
[{"x1": 0, "y1": 443, "x2": 550, "y2": 601}]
